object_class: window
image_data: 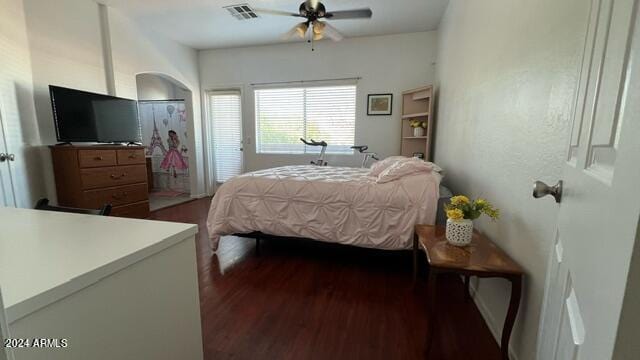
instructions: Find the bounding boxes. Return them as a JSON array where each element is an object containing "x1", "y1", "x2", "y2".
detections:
[
  {"x1": 210, "y1": 91, "x2": 242, "y2": 182},
  {"x1": 255, "y1": 85, "x2": 356, "y2": 154}
]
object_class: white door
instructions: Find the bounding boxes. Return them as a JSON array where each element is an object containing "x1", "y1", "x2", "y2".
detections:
[
  {"x1": 0, "y1": 107, "x2": 16, "y2": 207},
  {"x1": 209, "y1": 91, "x2": 243, "y2": 185},
  {"x1": 536, "y1": 0, "x2": 640, "y2": 359}
]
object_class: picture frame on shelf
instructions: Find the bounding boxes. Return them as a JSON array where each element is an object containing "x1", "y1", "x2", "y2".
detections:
[{"x1": 367, "y1": 94, "x2": 393, "y2": 115}]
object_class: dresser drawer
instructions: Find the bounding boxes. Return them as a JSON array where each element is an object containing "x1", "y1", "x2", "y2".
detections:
[
  {"x1": 111, "y1": 200, "x2": 150, "y2": 219},
  {"x1": 81, "y1": 183, "x2": 148, "y2": 208},
  {"x1": 78, "y1": 149, "x2": 117, "y2": 168},
  {"x1": 80, "y1": 165, "x2": 147, "y2": 189},
  {"x1": 117, "y1": 148, "x2": 145, "y2": 165}
]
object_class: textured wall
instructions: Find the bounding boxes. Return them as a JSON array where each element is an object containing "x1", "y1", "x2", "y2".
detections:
[
  {"x1": 199, "y1": 32, "x2": 438, "y2": 175},
  {"x1": 434, "y1": 1, "x2": 589, "y2": 358},
  {"x1": 108, "y1": 8, "x2": 200, "y2": 117},
  {"x1": 15, "y1": 0, "x2": 205, "y2": 201},
  {"x1": 108, "y1": 9, "x2": 204, "y2": 196},
  {"x1": 136, "y1": 74, "x2": 182, "y2": 101}
]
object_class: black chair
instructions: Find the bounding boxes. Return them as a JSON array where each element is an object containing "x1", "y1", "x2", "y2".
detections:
[{"x1": 35, "y1": 198, "x2": 112, "y2": 216}]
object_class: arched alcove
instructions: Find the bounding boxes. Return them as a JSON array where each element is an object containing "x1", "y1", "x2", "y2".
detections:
[{"x1": 135, "y1": 72, "x2": 196, "y2": 210}]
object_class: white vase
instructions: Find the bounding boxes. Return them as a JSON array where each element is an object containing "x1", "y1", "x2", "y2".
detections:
[
  {"x1": 446, "y1": 218, "x2": 474, "y2": 246},
  {"x1": 413, "y1": 127, "x2": 425, "y2": 137}
]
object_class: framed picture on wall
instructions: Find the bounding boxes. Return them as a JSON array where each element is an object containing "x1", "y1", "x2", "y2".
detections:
[{"x1": 367, "y1": 94, "x2": 393, "y2": 115}]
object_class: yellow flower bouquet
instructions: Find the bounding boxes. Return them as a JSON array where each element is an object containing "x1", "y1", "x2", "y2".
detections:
[
  {"x1": 445, "y1": 195, "x2": 499, "y2": 221},
  {"x1": 444, "y1": 195, "x2": 499, "y2": 246}
]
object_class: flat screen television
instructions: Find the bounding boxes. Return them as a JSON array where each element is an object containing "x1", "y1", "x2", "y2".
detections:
[{"x1": 49, "y1": 85, "x2": 141, "y2": 143}]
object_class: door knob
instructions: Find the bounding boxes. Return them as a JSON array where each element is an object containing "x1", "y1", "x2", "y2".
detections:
[
  {"x1": 533, "y1": 180, "x2": 563, "y2": 203},
  {"x1": 0, "y1": 153, "x2": 12, "y2": 162}
]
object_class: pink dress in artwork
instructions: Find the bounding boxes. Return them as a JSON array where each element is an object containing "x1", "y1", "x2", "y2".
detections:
[{"x1": 160, "y1": 130, "x2": 188, "y2": 176}]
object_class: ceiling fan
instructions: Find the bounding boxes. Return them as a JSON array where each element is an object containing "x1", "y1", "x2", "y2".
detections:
[{"x1": 255, "y1": 0, "x2": 373, "y2": 43}]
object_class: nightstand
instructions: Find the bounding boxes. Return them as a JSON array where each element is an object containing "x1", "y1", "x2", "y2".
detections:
[{"x1": 413, "y1": 224, "x2": 524, "y2": 360}]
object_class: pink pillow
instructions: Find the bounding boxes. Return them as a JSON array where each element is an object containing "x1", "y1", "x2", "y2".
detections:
[
  {"x1": 368, "y1": 156, "x2": 408, "y2": 177},
  {"x1": 376, "y1": 159, "x2": 439, "y2": 183}
]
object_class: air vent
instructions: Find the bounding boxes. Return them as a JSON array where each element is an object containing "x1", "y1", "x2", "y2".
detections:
[{"x1": 224, "y1": 4, "x2": 259, "y2": 20}]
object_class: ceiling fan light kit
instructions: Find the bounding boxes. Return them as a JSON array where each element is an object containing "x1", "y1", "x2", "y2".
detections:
[
  {"x1": 253, "y1": 0, "x2": 372, "y2": 51},
  {"x1": 313, "y1": 21, "x2": 325, "y2": 34},
  {"x1": 295, "y1": 22, "x2": 309, "y2": 38}
]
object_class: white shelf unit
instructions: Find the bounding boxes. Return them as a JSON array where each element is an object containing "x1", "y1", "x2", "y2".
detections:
[{"x1": 400, "y1": 85, "x2": 434, "y2": 160}]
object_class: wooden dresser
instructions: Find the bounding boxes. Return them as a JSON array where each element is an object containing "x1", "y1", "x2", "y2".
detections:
[{"x1": 50, "y1": 145, "x2": 150, "y2": 218}]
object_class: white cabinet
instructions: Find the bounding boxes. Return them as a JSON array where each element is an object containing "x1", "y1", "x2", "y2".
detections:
[
  {"x1": 0, "y1": 209, "x2": 203, "y2": 360},
  {"x1": 0, "y1": 287, "x2": 10, "y2": 360}
]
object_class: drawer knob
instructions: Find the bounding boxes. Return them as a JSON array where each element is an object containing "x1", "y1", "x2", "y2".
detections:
[
  {"x1": 112, "y1": 191, "x2": 128, "y2": 200},
  {"x1": 94, "y1": 156, "x2": 103, "y2": 161},
  {"x1": 110, "y1": 173, "x2": 126, "y2": 179},
  {"x1": 128, "y1": 154, "x2": 137, "y2": 159}
]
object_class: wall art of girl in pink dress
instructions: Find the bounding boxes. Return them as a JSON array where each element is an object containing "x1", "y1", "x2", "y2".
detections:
[{"x1": 160, "y1": 130, "x2": 188, "y2": 178}]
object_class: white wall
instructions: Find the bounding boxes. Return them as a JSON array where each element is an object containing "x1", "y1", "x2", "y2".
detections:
[
  {"x1": 0, "y1": 0, "x2": 45, "y2": 208},
  {"x1": 14, "y1": 0, "x2": 206, "y2": 203},
  {"x1": 136, "y1": 74, "x2": 183, "y2": 101},
  {"x1": 109, "y1": 9, "x2": 204, "y2": 196},
  {"x1": 199, "y1": 32, "x2": 437, "y2": 174},
  {"x1": 22, "y1": 0, "x2": 107, "y2": 202},
  {"x1": 434, "y1": 1, "x2": 589, "y2": 359}
]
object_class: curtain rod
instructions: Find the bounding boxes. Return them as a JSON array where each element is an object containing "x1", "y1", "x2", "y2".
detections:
[{"x1": 250, "y1": 77, "x2": 361, "y2": 87}]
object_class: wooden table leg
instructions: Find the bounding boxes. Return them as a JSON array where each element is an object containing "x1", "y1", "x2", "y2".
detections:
[
  {"x1": 426, "y1": 270, "x2": 438, "y2": 356},
  {"x1": 464, "y1": 275, "x2": 471, "y2": 302},
  {"x1": 501, "y1": 275, "x2": 522, "y2": 360}
]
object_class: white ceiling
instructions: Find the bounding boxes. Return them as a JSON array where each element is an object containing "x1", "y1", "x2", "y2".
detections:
[{"x1": 100, "y1": 0, "x2": 449, "y2": 50}]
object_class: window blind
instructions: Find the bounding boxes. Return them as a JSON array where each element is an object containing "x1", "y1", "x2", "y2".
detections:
[
  {"x1": 210, "y1": 92, "x2": 242, "y2": 182},
  {"x1": 255, "y1": 85, "x2": 356, "y2": 154}
]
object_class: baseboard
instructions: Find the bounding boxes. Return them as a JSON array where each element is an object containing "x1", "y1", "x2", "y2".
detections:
[
  {"x1": 469, "y1": 283, "x2": 520, "y2": 360},
  {"x1": 190, "y1": 193, "x2": 208, "y2": 199}
]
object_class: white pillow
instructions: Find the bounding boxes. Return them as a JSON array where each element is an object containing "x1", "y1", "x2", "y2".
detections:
[
  {"x1": 376, "y1": 158, "x2": 439, "y2": 183},
  {"x1": 368, "y1": 156, "x2": 409, "y2": 177}
]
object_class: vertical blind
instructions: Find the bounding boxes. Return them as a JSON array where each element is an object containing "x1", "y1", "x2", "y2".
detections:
[
  {"x1": 210, "y1": 92, "x2": 242, "y2": 183},
  {"x1": 255, "y1": 85, "x2": 356, "y2": 154}
]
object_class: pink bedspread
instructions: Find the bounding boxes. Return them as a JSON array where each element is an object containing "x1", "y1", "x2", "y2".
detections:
[{"x1": 206, "y1": 165, "x2": 441, "y2": 251}]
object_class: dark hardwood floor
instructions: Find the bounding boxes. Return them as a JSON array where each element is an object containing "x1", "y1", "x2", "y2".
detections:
[{"x1": 149, "y1": 198, "x2": 501, "y2": 360}]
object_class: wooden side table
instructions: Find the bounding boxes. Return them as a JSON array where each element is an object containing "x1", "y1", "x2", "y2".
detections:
[{"x1": 413, "y1": 225, "x2": 524, "y2": 360}]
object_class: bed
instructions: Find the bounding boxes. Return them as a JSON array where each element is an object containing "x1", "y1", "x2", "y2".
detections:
[{"x1": 207, "y1": 157, "x2": 443, "y2": 251}]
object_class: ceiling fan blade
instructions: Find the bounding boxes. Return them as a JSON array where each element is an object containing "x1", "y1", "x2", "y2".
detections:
[
  {"x1": 253, "y1": 8, "x2": 303, "y2": 17},
  {"x1": 322, "y1": 22, "x2": 344, "y2": 42},
  {"x1": 325, "y1": 9, "x2": 372, "y2": 20}
]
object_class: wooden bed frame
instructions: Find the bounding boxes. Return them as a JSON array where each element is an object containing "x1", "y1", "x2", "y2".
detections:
[{"x1": 232, "y1": 231, "x2": 316, "y2": 256}]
